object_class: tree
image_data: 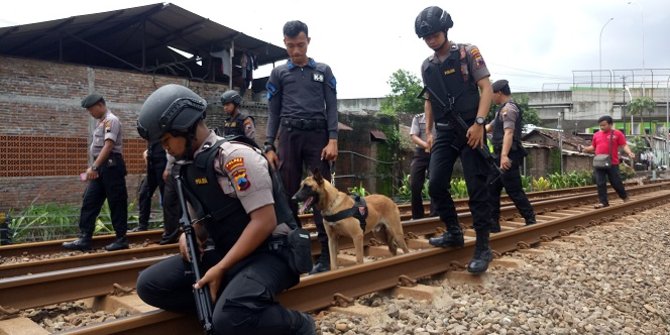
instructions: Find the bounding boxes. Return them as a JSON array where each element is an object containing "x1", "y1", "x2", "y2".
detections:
[
  {"x1": 380, "y1": 69, "x2": 423, "y2": 116},
  {"x1": 487, "y1": 93, "x2": 540, "y2": 128},
  {"x1": 628, "y1": 96, "x2": 656, "y2": 135}
]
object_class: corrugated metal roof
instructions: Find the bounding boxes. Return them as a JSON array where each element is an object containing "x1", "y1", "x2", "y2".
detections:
[{"x1": 0, "y1": 3, "x2": 287, "y2": 82}]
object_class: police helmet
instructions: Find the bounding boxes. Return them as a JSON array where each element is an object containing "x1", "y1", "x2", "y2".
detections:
[
  {"x1": 137, "y1": 84, "x2": 207, "y2": 143},
  {"x1": 415, "y1": 6, "x2": 453, "y2": 38},
  {"x1": 220, "y1": 90, "x2": 242, "y2": 106}
]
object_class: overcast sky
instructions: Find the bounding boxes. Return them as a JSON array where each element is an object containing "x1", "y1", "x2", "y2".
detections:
[{"x1": 1, "y1": 0, "x2": 668, "y2": 99}]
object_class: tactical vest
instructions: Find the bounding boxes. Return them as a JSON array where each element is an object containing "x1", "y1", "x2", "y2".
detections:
[
  {"x1": 491, "y1": 101, "x2": 523, "y2": 152},
  {"x1": 421, "y1": 44, "x2": 480, "y2": 123},
  {"x1": 182, "y1": 139, "x2": 252, "y2": 255},
  {"x1": 222, "y1": 113, "x2": 252, "y2": 137}
]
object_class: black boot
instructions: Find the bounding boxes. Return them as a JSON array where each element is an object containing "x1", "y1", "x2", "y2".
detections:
[
  {"x1": 104, "y1": 236, "x2": 129, "y2": 251},
  {"x1": 63, "y1": 236, "x2": 92, "y2": 251},
  {"x1": 525, "y1": 216, "x2": 537, "y2": 225},
  {"x1": 428, "y1": 230, "x2": 464, "y2": 248},
  {"x1": 467, "y1": 230, "x2": 492, "y2": 274},
  {"x1": 490, "y1": 218, "x2": 501, "y2": 233},
  {"x1": 130, "y1": 226, "x2": 148, "y2": 232},
  {"x1": 159, "y1": 230, "x2": 180, "y2": 245},
  {"x1": 309, "y1": 252, "x2": 330, "y2": 274},
  {"x1": 467, "y1": 247, "x2": 493, "y2": 274}
]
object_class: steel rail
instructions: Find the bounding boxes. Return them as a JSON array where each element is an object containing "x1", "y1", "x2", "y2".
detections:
[
  {"x1": 58, "y1": 189, "x2": 670, "y2": 335},
  {"x1": 1, "y1": 180, "x2": 655, "y2": 259},
  {"x1": 2, "y1": 182, "x2": 667, "y2": 279}
]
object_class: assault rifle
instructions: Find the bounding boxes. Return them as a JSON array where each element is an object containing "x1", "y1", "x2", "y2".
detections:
[
  {"x1": 174, "y1": 174, "x2": 214, "y2": 335},
  {"x1": 419, "y1": 86, "x2": 503, "y2": 183}
]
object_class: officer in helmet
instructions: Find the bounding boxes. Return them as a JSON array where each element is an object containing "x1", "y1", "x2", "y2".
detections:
[
  {"x1": 135, "y1": 84, "x2": 315, "y2": 334},
  {"x1": 415, "y1": 6, "x2": 495, "y2": 274},
  {"x1": 217, "y1": 90, "x2": 257, "y2": 146}
]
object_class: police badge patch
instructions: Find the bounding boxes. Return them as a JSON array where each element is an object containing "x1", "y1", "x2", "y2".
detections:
[{"x1": 312, "y1": 73, "x2": 324, "y2": 82}]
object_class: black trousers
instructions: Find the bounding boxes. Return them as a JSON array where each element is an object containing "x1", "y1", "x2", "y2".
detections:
[
  {"x1": 488, "y1": 151, "x2": 535, "y2": 225},
  {"x1": 78, "y1": 154, "x2": 128, "y2": 238},
  {"x1": 428, "y1": 128, "x2": 492, "y2": 236},
  {"x1": 136, "y1": 252, "x2": 305, "y2": 335},
  {"x1": 410, "y1": 149, "x2": 434, "y2": 219},
  {"x1": 277, "y1": 126, "x2": 331, "y2": 260},
  {"x1": 138, "y1": 158, "x2": 167, "y2": 229},
  {"x1": 594, "y1": 165, "x2": 628, "y2": 205},
  {"x1": 161, "y1": 173, "x2": 181, "y2": 238}
]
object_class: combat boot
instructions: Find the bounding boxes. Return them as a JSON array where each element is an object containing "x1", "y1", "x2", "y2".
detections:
[
  {"x1": 467, "y1": 247, "x2": 493, "y2": 274},
  {"x1": 525, "y1": 216, "x2": 537, "y2": 225},
  {"x1": 62, "y1": 236, "x2": 92, "y2": 251},
  {"x1": 309, "y1": 253, "x2": 330, "y2": 274},
  {"x1": 428, "y1": 230, "x2": 464, "y2": 248},
  {"x1": 104, "y1": 236, "x2": 129, "y2": 251}
]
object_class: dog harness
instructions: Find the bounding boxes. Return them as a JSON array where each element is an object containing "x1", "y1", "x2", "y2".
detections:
[{"x1": 323, "y1": 195, "x2": 368, "y2": 232}]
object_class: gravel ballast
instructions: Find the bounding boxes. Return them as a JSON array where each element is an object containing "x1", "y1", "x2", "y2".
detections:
[{"x1": 316, "y1": 204, "x2": 670, "y2": 334}]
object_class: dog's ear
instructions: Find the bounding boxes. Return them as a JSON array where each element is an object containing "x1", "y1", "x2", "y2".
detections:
[{"x1": 312, "y1": 168, "x2": 323, "y2": 185}]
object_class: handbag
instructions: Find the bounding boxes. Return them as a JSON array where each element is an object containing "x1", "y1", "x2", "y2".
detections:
[{"x1": 592, "y1": 130, "x2": 614, "y2": 169}]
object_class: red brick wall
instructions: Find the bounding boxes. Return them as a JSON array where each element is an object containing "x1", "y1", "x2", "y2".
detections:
[{"x1": 0, "y1": 56, "x2": 240, "y2": 210}]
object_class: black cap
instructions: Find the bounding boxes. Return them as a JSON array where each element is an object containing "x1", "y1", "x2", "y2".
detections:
[
  {"x1": 81, "y1": 93, "x2": 104, "y2": 108},
  {"x1": 491, "y1": 80, "x2": 509, "y2": 93}
]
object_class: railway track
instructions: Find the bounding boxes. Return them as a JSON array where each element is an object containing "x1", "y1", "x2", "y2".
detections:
[
  {"x1": 1, "y1": 182, "x2": 661, "y2": 278},
  {"x1": 0, "y1": 180, "x2": 650, "y2": 261},
  {"x1": 0, "y1": 182, "x2": 668, "y2": 334}
]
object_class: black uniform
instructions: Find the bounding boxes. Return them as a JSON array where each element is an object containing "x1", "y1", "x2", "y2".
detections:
[
  {"x1": 422, "y1": 43, "x2": 492, "y2": 245},
  {"x1": 218, "y1": 112, "x2": 257, "y2": 146},
  {"x1": 266, "y1": 57, "x2": 337, "y2": 271},
  {"x1": 488, "y1": 100, "x2": 535, "y2": 231},
  {"x1": 136, "y1": 132, "x2": 312, "y2": 334},
  {"x1": 137, "y1": 141, "x2": 167, "y2": 230}
]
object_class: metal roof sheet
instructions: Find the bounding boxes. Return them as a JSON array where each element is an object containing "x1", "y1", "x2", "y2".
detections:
[{"x1": 0, "y1": 3, "x2": 287, "y2": 81}]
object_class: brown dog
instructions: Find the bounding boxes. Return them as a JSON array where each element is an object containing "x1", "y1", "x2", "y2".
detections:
[{"x1": 292, "y1": 170, "x2": 410, "y2": 270}]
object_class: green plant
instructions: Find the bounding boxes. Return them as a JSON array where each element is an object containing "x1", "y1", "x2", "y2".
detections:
[
  {"x1": 348, "y1": 182, "x2": 367, "y2": 197},
  {"x1": 9, "y1": 203, "x2": 80, "y2": 242},
  {"x1": 395, "y1": 174, "x2": 412, "y2": 202},
  {"x1": 449, "y1": 178, "x2": 468, "y2": 199},
  {"x1": 532, "y1": 176, "x2": 551, "y2": 191},
  {"x1": 521, "y1": 175, "x2": 532, "y2": 192}
]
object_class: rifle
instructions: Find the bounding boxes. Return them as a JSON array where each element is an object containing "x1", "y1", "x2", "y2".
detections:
[
  {"x1": 419, "y1": 85, "x2": 503, "y2": 184},
  {"x1": 174, "y1": 174, "x2": 214, "y2": 334}
]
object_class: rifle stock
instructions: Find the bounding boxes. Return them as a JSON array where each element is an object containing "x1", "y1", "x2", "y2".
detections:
[
  {"x1": 419, "y1": 86, "x2": 503, "y2": 183},
  {"x1": 174, "y1": 175, "x2": 215, "y2": 335}
]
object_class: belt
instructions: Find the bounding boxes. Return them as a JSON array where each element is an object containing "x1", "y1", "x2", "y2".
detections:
[
  {"x1": 281, "y1": 118, "x2": 327, "y2": 131},
  {"x1": 93, "y1": 152, "x2": 123, "y2": 160},
  {"x1": 435, "y1": 122, "x2": 452, "y2": 131}
]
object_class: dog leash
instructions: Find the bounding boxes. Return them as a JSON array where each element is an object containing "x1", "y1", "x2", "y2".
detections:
[{"x1": 330, "y1": 160, "x2": 336, "y2": 186}]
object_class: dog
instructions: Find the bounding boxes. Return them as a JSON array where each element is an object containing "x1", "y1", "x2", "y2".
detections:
[{"x1": 292, "y1": 169, "x2": 410, "y2": 271}]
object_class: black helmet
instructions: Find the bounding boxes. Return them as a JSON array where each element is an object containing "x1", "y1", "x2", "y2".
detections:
[
  {"x1": 137, "y1": 84, "x2": 207, "y2": 143},
  {"x1": 415, "y1": 6, "x2": 453, "y2": 38},
  {"x1": 220, "y1": 90, "x2": 242, "y2": 106}
]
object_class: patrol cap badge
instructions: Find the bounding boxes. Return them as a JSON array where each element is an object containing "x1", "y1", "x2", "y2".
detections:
[{"x1": 81, "y1": 93, "x2": 104, "y2": 108}]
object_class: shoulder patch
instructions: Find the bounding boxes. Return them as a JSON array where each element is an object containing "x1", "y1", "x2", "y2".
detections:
[
  {"x1": 232, "y1": 169, "x2": 251, "y2": 191},
  {"x1": 469, "y1": 46, "x2": 486, "y2": 70},
  {"x1": 224, "y1": 157, "x2": 245, "y2": 172}
]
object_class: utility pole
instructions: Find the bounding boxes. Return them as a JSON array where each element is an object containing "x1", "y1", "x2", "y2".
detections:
[{"x1": 622, "y1": 76, "x2": 627, "y2": 134}]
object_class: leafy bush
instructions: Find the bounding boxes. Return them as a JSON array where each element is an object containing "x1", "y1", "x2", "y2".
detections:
[
  {"x1": 532, "y1": 177, "x2": 551, "y2": 191},
  {"x1": 450, "y1": 178, "x2": 468, "y2": 199}
]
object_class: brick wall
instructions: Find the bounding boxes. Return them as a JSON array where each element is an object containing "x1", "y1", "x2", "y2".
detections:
[
  {"x1": 0, "y1": 56, "x2": 240, "y2": 210},
  {"x1": 0, "y1": 56, "x2": 406, "y2": 211}
]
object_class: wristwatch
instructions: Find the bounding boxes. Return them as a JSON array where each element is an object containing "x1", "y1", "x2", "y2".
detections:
[
  {"x1": 475, "y1": 116, "x2": 486, "y2": 126},
  {"x1": 263, "y1": 142, "x2": 276, "y2": 154},
  {"x1": 91, "y1": 165, "x2": 98, "y2": 172}
]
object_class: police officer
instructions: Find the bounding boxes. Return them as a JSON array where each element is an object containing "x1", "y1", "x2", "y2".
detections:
[
  {"x1": 416, "y1": 6, "x2": 495, "y2": 274},
  {"x1": 265, "y1": 20, "x2": 338, "y2": 274},
  {"x1": 217, "y1": 90, "x2": 257, "y2": 145},
  {"x1": 135, "y1": 84, "x2": 314, "y2": 334},
  {"x1": 409, "y1": 113, "x2": 436, "y2": 219},
  {"x1": 486, "y1": 80, "x2": 536, "y2": 232},
  {"x1": 134, "y1": 141, "x2": 167, "y2": 232},
  {"x1": 63, "y1": 93, "x2": 129, "y2": 251}
]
